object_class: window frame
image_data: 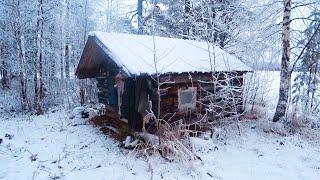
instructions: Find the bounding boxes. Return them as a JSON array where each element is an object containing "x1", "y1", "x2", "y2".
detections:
[{"x1": 178, "y1": 87, "x2": 197, "y2": 111}]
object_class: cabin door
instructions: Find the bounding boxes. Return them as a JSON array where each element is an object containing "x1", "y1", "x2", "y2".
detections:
[
  {"x1": 106, "y1": 74, "x2": 117, "y2": 108},
  {"x1": 96, "y1": 74, "x2": 117, "y2": 108}
]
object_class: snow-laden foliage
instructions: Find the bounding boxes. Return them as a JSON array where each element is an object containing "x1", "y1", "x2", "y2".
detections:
[
  {"x1": 292, "y1": 10, "x2": 320, "y2": 124},
  {"x1": 142, "y1": 0, "x2": 249, "y2": 48},
  {"x1": 0, "y1": 0, "x2": 97, "y2": 113}
]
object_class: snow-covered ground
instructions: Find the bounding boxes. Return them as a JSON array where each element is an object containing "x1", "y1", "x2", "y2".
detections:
[
  {"x1": 1, "y1": 71, "x2": 320, "y2": 180},
  {"x1": 0, "y1": 109, "x2": 319, "y2": 180}
]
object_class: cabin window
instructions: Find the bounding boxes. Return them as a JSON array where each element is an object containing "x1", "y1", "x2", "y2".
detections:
[
  {"x1": 230, "y1": 76, "x2": 241, "y2": 87},
  {"x1": 178, "y1": 87, "x2": 197, "y2": 111}
]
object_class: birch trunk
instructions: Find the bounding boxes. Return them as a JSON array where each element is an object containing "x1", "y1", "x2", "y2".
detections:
[
  {"x1": 183, "y1": 0, "x2": 191, "y2": 39},
  {"x1": 79, "y1": 0, "x2": 89, "y2": 106},
  {"x1": 273, "y1": 0, "x2": 292, "y2": 122},
  {"x1": 59, "y1": 5, "x2": 64, "y2": 81},
  {"x1": 13, "y1": 0, "x2": 30, "y2": 110},
  {"x1": 65, "y1": 0, "x2": 70, "y2": 79},
  {"x1": 50, "y1": 42, "x2": 56, "y2": 91},
  {"x1": 65, "y1": 45, "x2": 70, "y2": 79},
  {"x1": 34, "y1": 42, "x2": 39, "y2": 112},
  {"x1": 1, "y1": 47, "x2": 9, "y2": 89},
  {"x1": 17, "y1": 35, "x2": 30, "y2": 110},
  {"x1": 137, "y1": 0, "x2": 143, "y2": 34},
  {"x1": 34, "y1": 0, "x2": 44, "y2": 115}
]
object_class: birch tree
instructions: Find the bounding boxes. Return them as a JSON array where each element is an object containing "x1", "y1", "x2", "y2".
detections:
[
  {"x1": 272, "y1": 0, "x2": 292, "y2": 122},
  {"x1": 34, "y1": 0, "x2": 45, "y2": 115},
  {"x1": 14, "y1": 0, "x2": 31, "y2": 110},
  {"x1": 137, "y1": 0, "x2": 143, "y2": 34},
  {"x1": 0, "y1": 0, "x2": 96, "y2": 111}
]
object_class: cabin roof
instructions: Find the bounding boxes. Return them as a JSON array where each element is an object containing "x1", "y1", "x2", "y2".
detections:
[{"x1": 76, "y1": 32, "x2": 252, "y2": 78}]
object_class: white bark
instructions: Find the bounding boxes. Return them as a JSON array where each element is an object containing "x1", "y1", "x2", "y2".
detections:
[
  {"x1": 17, "y1": 35, "x2": 30, "y2": 110},
  {"x1": 273, "y1": 0, "x2": 292, "y2": 122}
]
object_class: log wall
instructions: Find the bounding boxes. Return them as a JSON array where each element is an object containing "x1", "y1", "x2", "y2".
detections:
[
  {"x1": 100, "y1": 71, "x2": 247, "y2": 133},
  {"x1": 151, "y1": 71, "x2": 245, "y2": 123}
]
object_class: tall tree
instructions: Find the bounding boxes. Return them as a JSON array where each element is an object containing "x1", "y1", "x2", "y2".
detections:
[
  {"x1": 273, "y1": 0, "x2": 292, "y2": 122},
  {"x1": 182, "y1": 0, "x2": 191, "y2": 38},
  {"x1": 13, "y1": 0, "x2": 32, "y2": 110},
  {"x1": 137, "y1": 0, "x2": 143, "y2": 34},
  {"x1": 65, "y1": 0, "x2": 71, "y2": 79},
  {"x1": 34, "y1": 0, "x2": 44, "y2": 115}
]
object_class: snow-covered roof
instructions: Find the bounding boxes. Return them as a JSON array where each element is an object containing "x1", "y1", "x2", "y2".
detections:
[{"x1": 89, "y1": 31, "x2": 252, "y2": 75}]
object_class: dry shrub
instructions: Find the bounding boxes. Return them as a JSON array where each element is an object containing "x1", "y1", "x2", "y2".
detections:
[
  {"x1": 291, "y1": 115, "x2": 309, "y2": 129},
  {"x1": 131, "y1": 114, "x2": 201, "y2": 163},
  {"x1": 241, "y1": 110, "x2": 259, "y2": 120},
  {"x1": 241, "y1": 105, "x2": 271, "y2": 121},
  {"x1": 157, "y1": 119, "x2": 199, "y2": 162},
  {"x1": 286, "y1": 110, "x2": 320, "y2": 139}
]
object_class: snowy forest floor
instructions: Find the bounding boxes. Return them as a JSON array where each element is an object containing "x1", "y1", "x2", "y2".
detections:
[{"x1": 0, "y1": 108, "x2": 320, "y2": 180}]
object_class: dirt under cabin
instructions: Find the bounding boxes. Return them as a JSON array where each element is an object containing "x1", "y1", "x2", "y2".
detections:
[{"x1": 75, "y1": 32, "x2": 252, "y2": 137}]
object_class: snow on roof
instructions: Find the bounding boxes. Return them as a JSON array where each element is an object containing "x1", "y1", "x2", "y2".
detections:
[{"x1": 89, "y1": 31, "x2": 252, "y2": 75}]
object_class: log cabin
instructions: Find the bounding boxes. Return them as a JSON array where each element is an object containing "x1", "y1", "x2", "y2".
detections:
[{"x1": 76, "y1": 32, "x2": 252, "y2": 133}]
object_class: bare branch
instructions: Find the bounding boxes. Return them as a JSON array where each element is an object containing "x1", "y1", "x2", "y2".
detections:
[{"x1": 291, "y1": 23, "x2": 320, "y2": 73}]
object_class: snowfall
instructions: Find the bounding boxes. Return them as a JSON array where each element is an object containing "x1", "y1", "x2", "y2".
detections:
[{"x1": 1, "y1": 72, "x2": 320, "y2": 180}]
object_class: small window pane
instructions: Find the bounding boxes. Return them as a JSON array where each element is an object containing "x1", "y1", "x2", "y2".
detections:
[
  {"x1": 180, "y1": 91, "x2": 193, "y2": 105},
  {"x1": 178, "y1": 87, "x2": 197, "y2": 111}
]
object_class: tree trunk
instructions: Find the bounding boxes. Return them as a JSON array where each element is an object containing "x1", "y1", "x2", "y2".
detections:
[
  {"x1": 79, "y1": 0, "x2": 89, "y2": 106},
  {"x1": 17, "y1": 35, "x2": 30, "y2": 111},
  {"x1": 305, "y1": 66, "x2": 313, "y2": 110},
  {"x1": 1, "y1": 65, "x2": 7, "y2": 89},
  {"x1": 60, "y1": 46, "x2": 64, "y2": 80},
  {"x1": 65, "y1": 44, "x2": 70, "y2": 79},
  {"x1": 310, "y1": 60, "x2": 318, "y2": 110},
  {"x1": 137, "y1": 0, "x2": 143, "y2": 34},
  {"x1": 1, "y1": 56, "x2": 9, "y2": 89},
  {"x1": 50, "y1": 42, "x2": 56, "y2": 91},
  {"x1": 183, "y1": 0, "x2": 191, "y2": 39},
  {"x1": 65, "y1": 0, "x2": 70, "y2": 79},
  {"x1": 272, "y1": 0, "x2": 292, "y2": 122},
  {"x1": 34, "y1": 0, "x2": 44, "y2": 115},
  {"x1": 34, "y1": 44, "x2": 39, "y2": 112},
  {"x1": 80, "y1": 80, "x2": 85, "y2": 106},
  {"x1": 59, "y1": 4, "x2": 64, "y2": 81}
]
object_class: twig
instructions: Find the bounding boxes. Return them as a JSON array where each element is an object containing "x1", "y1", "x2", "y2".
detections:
[{"x1": 291, "y1": 23, "x2": 320, "y2": 73}]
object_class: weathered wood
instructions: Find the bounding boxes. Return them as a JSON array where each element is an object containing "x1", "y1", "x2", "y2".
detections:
[
  {"x1": 91, "y1": 71, "x2": 246, "y2": 137},
  {"x1": 150, "y1": 72, "x2": 245, "y2": 122},
  {"x1": 91, "y1": 108, "x2": 131, "y2": 140}
]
